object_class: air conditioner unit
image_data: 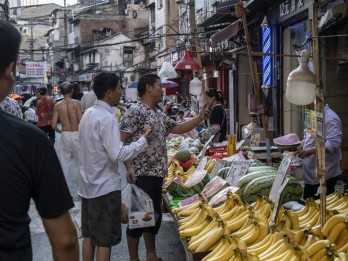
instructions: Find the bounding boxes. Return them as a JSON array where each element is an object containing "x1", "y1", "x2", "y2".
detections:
[{"x1": 175, "y1": 0, "x2": 182, "y2": 4}]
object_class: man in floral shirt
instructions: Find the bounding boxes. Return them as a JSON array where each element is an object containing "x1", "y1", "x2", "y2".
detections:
[
  {"x1": 0, "y1": 96, "x2": 23, "y2": 118},
  {"x1": 120, "y1": 74, "x2": 211, "y2": 261},
  {"x1": 36, "y1": 87, "x2": 55, "y2": 144}
]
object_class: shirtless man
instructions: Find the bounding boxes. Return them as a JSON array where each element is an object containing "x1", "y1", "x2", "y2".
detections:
[{"x1": 52, "y1": 82, "x2": 82, "y2": 182}]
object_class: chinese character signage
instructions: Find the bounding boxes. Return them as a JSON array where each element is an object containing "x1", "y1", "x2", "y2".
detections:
[
  {"x1": 278, "y1": 0, "x2": 310, "y2": 23},
  {"x1": 26, "y1": 62, "x2": 46, "y2": 78}
]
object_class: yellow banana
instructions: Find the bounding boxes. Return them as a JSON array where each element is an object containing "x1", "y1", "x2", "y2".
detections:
[
  {"x1": 310, "y1": 247, "x2": 328, "y2": 261},
  {"x1": 189, "y1": 216, "x2": 220, "y2": 243},
  {"x1": 179, "y1": 209, "x2": 206, "y2": 230},
  {"x1": 259, "y1": 240, "x2": 288, "y2": 260},
  {"x1": 327, "y1": 197, "x2": 346, "y2": 209},
  {"x1": 322, "y1": 214, "x2": 348, "y2": 237},
  {"x1": 188, "y1": 224, "x2": 221, "y2": 252},
  {"x1": 266, "y1": 249, "x2": 292, "y2": 261},
  {"x1": 300, "y1": 210, "x2": 319, "y2": 229},
  {"x1": 195, "y1": 226, "x2": 224, "y2": 252},
  {"x1": 227, "y1": 212, "x2": 250, "y2": 232},
  {"x1": 306, "y1": 239, "x2": 330, "y2": 257},
  {"x1": 287, "y1": 211, "x2": 300, "y2": 230},
  {"x1": 241, "y1": 223, "x2": 260, "y2": 245},
  {"x1": 201, "y1": 237, "x2": 229, "y2": 261},
  {"x1": 338, "y1": 241, "x2": 348, "y2": 253},
  {"x1": 172, "y1": 199, "x2": 200, "y2": 215},
  {"x1": 208, "y1": 240, "x2": 236, "y2": 261},
  {"x1": 253, "y1": 222, "x2": 269, "y2": 244},
  {"x1": 294, "y1": 228, "x2": 305, "y2": 244},
  {"x1": 248, "y1": 233, "x2": 273, "y2": 253},
  {"x1": 257, "y1": 238, "x2": 284, "y2": 259},
  {"x1": 327, "y1": 221, "x2": 347, "y2": 244},
  {"x1": 303, "y1": 233, "x2": 316, "y2": 249},
  {"x1": 179, "y1": 219, "x2": 210, "y2": 238},
  {"x1": 178, "y1": 207, "x2": 202, "y2": 226},
  {"x1": 334, "y1": 228, "x2": 348, "y2": 250}
]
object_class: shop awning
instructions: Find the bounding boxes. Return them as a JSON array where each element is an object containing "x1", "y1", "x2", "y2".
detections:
[{"x1": 210, "y1": 19, "x2": 240, "y2": 47}]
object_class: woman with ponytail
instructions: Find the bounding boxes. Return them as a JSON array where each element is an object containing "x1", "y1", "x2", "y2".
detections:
[{"x1": 203, "y1": 88, "x2": 227, "y2": 143}]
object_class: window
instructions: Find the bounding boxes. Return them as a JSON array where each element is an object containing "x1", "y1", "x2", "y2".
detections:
[{"x1": 123, "y1": 49, "x2": 133, "y2": 67}]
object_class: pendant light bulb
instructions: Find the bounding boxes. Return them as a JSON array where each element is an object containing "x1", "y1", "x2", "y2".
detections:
[{"x1": 286, "y1": 50, "x2": 316, "y2": 105}]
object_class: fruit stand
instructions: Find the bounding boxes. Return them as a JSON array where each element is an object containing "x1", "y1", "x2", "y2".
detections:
[{"x1": 162, "y1": 133, "x2": 348, "y2": 260}]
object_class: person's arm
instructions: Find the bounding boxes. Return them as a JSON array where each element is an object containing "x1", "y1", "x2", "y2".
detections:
[
  {"x1": 102, "y1": 119, "x2": 150, "y2": 162},
  {"x1": 170, "y1": 104, "x2": 211, "y2": 134},
  {"x1": 51, "y1": 106, "x2": 61, "y2": 133},
  {"x1": 121, "y1": 131, "x2": 137, "y2": 183},
  {"x1": 76, "y1": 101, "x2": 82, "y2": 123},
  {"x1": 325, "y1": 116, "x2": 342, "y2": 153},
  {"x1": 42, "y1": 212, "x2": 79, "y2": 261}
]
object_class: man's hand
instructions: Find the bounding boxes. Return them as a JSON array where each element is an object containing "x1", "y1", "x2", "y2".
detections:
[
  {"x1": 198, "y1": 104, "x2": 212, "y2": 121},
  {"x1": 143, "y1": 128, "x2": 152, "y2": 143},
  {"x1": 295, "y1": 148, "x2": 316, "y2": 159},
  {"x1": 126, "y1": 165, "x2": 137, "y2": 184}
]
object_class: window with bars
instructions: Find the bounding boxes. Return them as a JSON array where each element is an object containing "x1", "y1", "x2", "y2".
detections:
[{"x1": 123, "y1": 49, "x2": 133, "y2": 67}]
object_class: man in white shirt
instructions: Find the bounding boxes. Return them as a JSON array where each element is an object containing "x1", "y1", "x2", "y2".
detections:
[
  {"x1": 81, "y1": 82, "x2": 97, "y2": 113},
  {"x1": 78, "y1": 72, "x2": 152, "y2": 261}
]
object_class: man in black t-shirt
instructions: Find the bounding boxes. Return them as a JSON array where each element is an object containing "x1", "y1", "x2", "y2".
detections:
[{"x1": 0, "y1": 20, "x2": 79, "y2": 261}]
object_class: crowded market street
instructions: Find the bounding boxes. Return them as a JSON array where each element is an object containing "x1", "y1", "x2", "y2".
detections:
[{"x1": 29, "y1": 130, "x2": 186, "y2": 261}]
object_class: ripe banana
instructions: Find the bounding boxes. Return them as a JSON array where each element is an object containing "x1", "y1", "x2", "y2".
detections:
[
  {"x1": 241, "y1": 223, "x2": 260, "y2": 245},
  {"x1": 306, "y1": 239, "x2": 330, "y2": 257},
  {"x1": 337, "y1": 252, "x2": 348, "y2": 261},
  {"x1": 309, "y1": 247, "x2": 328, "y2": 261},
  {"x1": 327, "y1": 221, "x2": 347, "y2": 245},
  {"x1": 171, "y1": 199, "x2": 200, "y2": 215},
  {"x1": 287, "y1": 211, "x2": 300, "y2": 230},
  {"x1": 334, "y1": 228, "x2": 348, "y2": 250},
  {"x1": 253, "y1": 222, "x2": 269, "y2": 244},
  {"x1": 201, "y1": 237, "x2": 230, "y2": 261},
  {"x1": 195, "y1": 226, "x2": 224, "y2": 252},
  {"x1": 179, "y1": 219, "x2": 210, "y2": 238},
  {"x1": 322, "y1": 214, "x2": 348, "y2": 237}
]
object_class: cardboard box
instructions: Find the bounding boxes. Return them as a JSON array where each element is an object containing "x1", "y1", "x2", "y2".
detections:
[
  {"x1": 128, "y1": 190, "x2": 155, "y2": 229},
  {"x1": 128, "y1": 211, "x2": 155, "y2": 229}
]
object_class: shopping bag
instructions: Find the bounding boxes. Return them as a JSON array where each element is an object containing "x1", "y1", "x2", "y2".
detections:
[{"x1": 122, "y1": 184, "x2": 156, "y2": 229}]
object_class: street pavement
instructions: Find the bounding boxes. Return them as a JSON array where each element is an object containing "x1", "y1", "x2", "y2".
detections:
[{"x1": 29, "y1": 131, "x2": 186, "y2": 261}]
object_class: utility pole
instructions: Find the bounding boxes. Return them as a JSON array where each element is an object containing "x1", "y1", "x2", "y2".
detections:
[
  {"x1": 64, "y1": 0, "x2": 67, "y2": 48},
  {"x1": 26, "y1": 20, "x2": 36, "y2": 60}
]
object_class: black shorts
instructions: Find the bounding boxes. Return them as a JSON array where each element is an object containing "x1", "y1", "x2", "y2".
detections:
[
  {"x1": 126, "y1": 176, "x2": 163, "y2": 238},
  {"x1": 81, "y1": 191, "x2": 122, "y2": 247},
  {"x1": 303, "y1": 176, "x2": 338, "y2": 200}
]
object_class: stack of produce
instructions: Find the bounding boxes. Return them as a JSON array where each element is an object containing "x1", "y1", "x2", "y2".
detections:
[{"x1": 170, "y1": 191, "x2": 348, "y2": 260}]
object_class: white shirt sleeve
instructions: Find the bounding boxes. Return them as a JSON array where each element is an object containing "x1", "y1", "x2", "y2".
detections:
[{"x1": 101, "y1": 117, "x2": 147, "y2": 162}]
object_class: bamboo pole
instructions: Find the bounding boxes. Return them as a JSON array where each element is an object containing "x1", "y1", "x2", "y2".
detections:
[
  {"x1": 312, "y1": 2, "x2": 327, "y2": 227},
  {"x1": 235, "y1": 2, "x2": 269, "y2": 141}
]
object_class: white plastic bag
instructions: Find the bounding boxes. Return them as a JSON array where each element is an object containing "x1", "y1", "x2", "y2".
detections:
[
  {"x1": 121, "y1": 184, "x2": 156, "y2": 228},
  {"x1": 158, "y1": 62, "x2": 177, "y2": 79}
]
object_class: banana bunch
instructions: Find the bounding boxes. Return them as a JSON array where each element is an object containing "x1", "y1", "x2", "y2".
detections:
[
  {"x1": 177, "y1": 164, "x2": 197, "y2": 183},
  {"x1": 257, "y1": 236, "x2": 291, "y2": 260},
  {"x1": 247, "y1": 229, "x2": 283, "y2": 256},
  {"x1": 326, "y1": 194, "x2": 348, "y2": 214},
  {"x1": 315, "y1": 191, "x2": 342, "y2": 205},
  {"x1": 290, "y1": 198, "x2": 320, "y2": 229},
  {"x1": 306, "y1": 239, "x2": 332, "y2": 261},
  {"x1": 213, "y1": 192, "x2": 243, "y2": 216},
  {"x1": 279, "y1": 209, "x2": 300, "y2": 230},
  {"x1": 188, "y1": 218, "x2": 227, "y2": 252},
  {"x1": 179, "y1": 204, "x2": 216, "y2": 238},
  {"x1": 204, "y1": 157, "x2": 217, "y2": 174},
  {"x1": 171, "y1": 195, "x2": 206, "y2": 217},
  {"x1": 322, "y1": 214, "x2": 348, "y2": 252},
  {"x1": 164, "y1": 160, "x2": 184, "y2": 186},
  {"x1": 232, "y1": 219, "x2": 269, "y2": 246}
]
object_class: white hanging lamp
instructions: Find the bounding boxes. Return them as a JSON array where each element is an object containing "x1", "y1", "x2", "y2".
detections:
[
  {"x1": 286, "y1": 50, "x2": 316, "y2": 105},
  {"x1": 189, "y1": 75, "x2": 202, "y2": 96}
]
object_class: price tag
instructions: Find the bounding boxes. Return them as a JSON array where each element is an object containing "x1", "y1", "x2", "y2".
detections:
[
  {"x1": 225, "y1": 159, "x2": 252, "y2": 186},
  {"x1": 209, "y1": 159, "x2": 229, "y2": 179},
  {"x1": 270, "y1": 178, "x2": 289, "y2": 224},
  {"x1": 197, "y1": 134, "x2": 215, "y2": 161},
  {"x1": 196, "y1": 156, "x2": 208, "y2": 171},
  {"x1": 269, "y1": 154, "x2": 291, "y2": 202},
  {"x1": 316, "y1": 112, "x2": 324, "y2": 141}
]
